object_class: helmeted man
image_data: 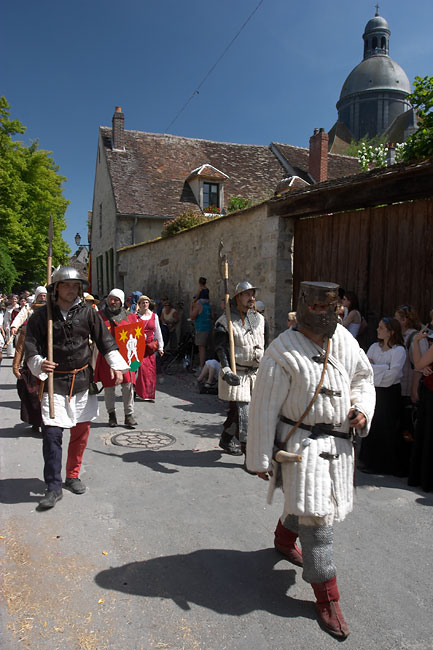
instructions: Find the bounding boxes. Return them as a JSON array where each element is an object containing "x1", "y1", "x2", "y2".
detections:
[
  {"x1": 25, "y1": 266, "x2": 128, "y2": 509},
  {"x1": 94, "y1": 289, "x2": 138, "y2": 428},
  {"x1": 214, "y1": 281, "x2": 268, "y2": 458},
  {"x1": 246, "y1": 281, "x2": 375, "y2": 638}
]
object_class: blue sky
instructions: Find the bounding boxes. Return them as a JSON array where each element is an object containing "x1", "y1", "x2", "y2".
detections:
[{"x1": 2, "y1": 0, "x2": 432, "y2": 253}]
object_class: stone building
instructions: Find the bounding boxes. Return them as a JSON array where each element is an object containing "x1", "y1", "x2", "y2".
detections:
[
  {"x1": 90, "y1": 108, "x2": 359, "y2": 295},
  {"x1": 329, "y1": 9, "x2": 417, "y2": 152}
]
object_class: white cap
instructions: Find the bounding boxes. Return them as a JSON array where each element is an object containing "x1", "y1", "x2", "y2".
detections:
[
  {"x1": 108, "y1": 288, "x2": 125, "y2": 304},
  {"x1": 34, "y1": 286, "x2": 47, "y2": 301}
]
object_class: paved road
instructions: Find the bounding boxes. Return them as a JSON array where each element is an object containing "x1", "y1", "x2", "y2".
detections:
[{"x1": 1, "y1": 356, "x2": 432, "y2": 650}]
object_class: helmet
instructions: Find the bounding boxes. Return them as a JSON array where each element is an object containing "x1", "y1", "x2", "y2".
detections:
[
  {"x1": 296, "y1": 281, "x2": 339, "y2": 338},
  {"x1": 47, "y1": 266, "x2": 89, "y2": 293},
  {"x1": 231, "y1": 281, "x2": 259, "y2": 299},
  {"x1": 255, "y1": 300, "x2": 265, "y2": 314}
]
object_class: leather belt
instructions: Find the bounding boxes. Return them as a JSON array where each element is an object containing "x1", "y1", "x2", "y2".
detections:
[
  {"x1": 279, "y1": 415, "x2": 351, "y2": 440},
  {"x1": 54, "y1": 364, "x2": 89, "y2": 401}
]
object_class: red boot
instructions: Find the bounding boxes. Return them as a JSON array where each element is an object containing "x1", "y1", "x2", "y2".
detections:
[
  {"x1": 274, "y1": 519, "x2": 303, "y2": 566},
  {"x1": 312, "y1": 576, "x2": 350, "y2": 639}
]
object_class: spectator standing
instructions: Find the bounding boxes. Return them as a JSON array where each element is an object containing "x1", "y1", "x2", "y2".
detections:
[
  {"x1": 190, "y1": 298, "x2": 211, "y2": 370},
  {"x1": 359, "y1": 317, "x2": 406, "y2": 474},
  {"x1": 3, "y1": 294, "x2": 20, "y2": 357},
  {"x1": 341, "y1": 291, "x2": 362, "y2": 338},
  {"x1": 160, "y1": 299, "x2": 179, "y2": 350},
  {"x1": 408, "y1": 320, "x2": 433, "y2": 491}
]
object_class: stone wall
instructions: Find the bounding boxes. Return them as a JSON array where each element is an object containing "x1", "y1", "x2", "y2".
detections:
[{"x1": 117, "y1": 203, "x2": 294, "y2": 338}]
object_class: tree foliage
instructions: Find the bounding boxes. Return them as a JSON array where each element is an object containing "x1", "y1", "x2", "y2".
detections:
[
  {"x1": 401, "y1": 76, "x2": 433, "y2": 163},
  {"x1": 0, "y1": 97, "x2": 70, "y2": 292}
]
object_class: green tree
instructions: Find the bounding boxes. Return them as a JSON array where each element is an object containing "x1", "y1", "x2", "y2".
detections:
[
  {"x1": 0, "y1": 241, "x2": 18, "y2": 293},
  {"x1": 0, "y1": 97, "x2": 69, "y2": 291},
  {"x1": 401, "y1": 76, "x2": 433, "y2": 163}
]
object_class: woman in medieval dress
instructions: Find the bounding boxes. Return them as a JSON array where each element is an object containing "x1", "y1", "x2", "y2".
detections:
[{"x1": 135, "y1": 295, "x2": 164, "y2": 402}]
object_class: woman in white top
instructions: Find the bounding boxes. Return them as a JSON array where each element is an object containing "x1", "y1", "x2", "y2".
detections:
[
  {"x1": 341, "y1": 291, "x2": 362, "y2": 338},
  {"x1": 359, "y1": 317, "x2": 406, "y2": 474}
]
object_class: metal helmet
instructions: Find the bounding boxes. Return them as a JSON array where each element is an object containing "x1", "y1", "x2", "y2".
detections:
[
  {"x1": 231, "y1": 281, "x2": 259, "y2": 299},
  {"x1": 296, "y1": 281, "x2": 339, "y2": 338},
  {"x1": 47, "y1": 266, "x2": 89, "y2": 293},
  {"x1": 255, "y1": 300, "x2": 265, "y2": 314}
]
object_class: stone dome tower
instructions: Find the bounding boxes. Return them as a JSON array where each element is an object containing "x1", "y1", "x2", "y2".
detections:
[{"x1": 335, "y1": 9, "x2": 413, "y2": 141}]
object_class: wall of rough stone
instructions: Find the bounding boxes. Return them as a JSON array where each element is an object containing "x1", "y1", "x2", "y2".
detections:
[{"x1": 117, "y1": 203, "x2": 294, "y2": 338}]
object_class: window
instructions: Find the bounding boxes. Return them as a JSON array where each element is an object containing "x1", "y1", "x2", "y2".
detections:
[
  {"x1": 99, "y1": 203, "x2": 102, "y2": 238},
  {"x1": 97, "y1": 255, "x2": 103, "y2": 295},
  {"x1": 203, "y1": 182, "x2": 219, "y2": 209}
]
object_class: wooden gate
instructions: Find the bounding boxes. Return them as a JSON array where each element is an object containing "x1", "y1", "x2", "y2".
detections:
[{"x1": 293, "y1": 198, "x2": 433, "y2": 326}]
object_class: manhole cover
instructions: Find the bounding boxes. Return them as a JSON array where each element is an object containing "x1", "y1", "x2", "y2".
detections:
[{"x1": 111, "y1": 430, "x2": 176, "y2": 449}]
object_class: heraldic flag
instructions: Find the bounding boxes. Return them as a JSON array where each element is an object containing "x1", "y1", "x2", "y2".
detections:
[{"x1": 115, "y1": 320, "x2": 146, "y2": 372}]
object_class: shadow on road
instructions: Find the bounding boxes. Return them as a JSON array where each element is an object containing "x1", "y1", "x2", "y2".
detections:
[
  {"x1": 95, "y1": 547, "x2": 313, "y2": 619},
  {"x1": 0, "y1": 477, "x2": 46, "y2": 503},
  {"x1": 89, "y1": 447, "x2": 240, "y2": 474},
  {"x1": 0, "y1": 423, "x2": 42, "y2": 439}
]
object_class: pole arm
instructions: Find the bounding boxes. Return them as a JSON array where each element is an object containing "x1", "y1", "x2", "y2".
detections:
[
  {"x1": 46, "y1": 215, "x2": 55, "y2": 418},
  {"x1": 218, "y1": 241, "x2": 236, "y2": 374}
]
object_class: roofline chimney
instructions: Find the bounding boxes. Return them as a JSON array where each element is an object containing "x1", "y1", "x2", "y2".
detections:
[
  {"x1": 112, "y1": 106, "x2": 125, "y2": 151},
  {"x1": 309, "y1": 127, "x2": 329, "y2": 183}
]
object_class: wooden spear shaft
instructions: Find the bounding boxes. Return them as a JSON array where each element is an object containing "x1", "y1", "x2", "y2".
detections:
[
  {"x1": 223, "y1": 257, "x2": 236, "y2": 374},
  {"x1": 46, "y1": 215, "x2": 55, "y2": 418}
]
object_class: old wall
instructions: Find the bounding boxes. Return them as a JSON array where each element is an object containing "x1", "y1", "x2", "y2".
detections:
[
  {"x1": 117, "y1": 203, "x2": 294, "y2": 337},
  {"x1": 90, "y1": 135, "x2": 119, "y2": 295}
]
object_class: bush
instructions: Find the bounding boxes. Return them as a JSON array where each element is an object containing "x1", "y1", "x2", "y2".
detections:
[
  {"x1": 227, "y1": 195, "x2": 252, "y2": 212},
  {"x1": 161, "y1": 212, "x2": 207, "y2": 237}
]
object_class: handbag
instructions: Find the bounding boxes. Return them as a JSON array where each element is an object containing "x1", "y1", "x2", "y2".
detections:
[{"x1": 147, "y1": 339, "x2": 159, "y2": 352}]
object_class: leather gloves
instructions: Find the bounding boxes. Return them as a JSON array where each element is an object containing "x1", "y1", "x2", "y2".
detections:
[{"x1": 221, "y1": 368, "x2": 241, "y2": 386}]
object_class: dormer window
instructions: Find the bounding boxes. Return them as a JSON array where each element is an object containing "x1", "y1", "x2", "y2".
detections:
[
  {"x1": 186, "y1": 163, "x2": 229, "y2": 215},
  {"x1": 203, "y1": 182, "x2": 219, "y2": 209}
]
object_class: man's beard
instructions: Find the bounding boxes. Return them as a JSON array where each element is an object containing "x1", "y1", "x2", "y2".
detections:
[{"x1": 107, "y1": 304, "x2": 122, "y2": 315}]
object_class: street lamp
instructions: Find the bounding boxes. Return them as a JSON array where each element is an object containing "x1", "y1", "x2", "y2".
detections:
[{"x1": 74, "y1": 233, "x2": 82, "y2": 248}]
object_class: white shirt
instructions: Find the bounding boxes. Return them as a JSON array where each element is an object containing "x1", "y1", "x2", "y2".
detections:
[{"x1": 367, "y1": 342, "x2": 407, "y2": 388}]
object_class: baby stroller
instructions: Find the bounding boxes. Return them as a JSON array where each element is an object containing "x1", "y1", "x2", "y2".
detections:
[{"x1": 161, "y1": 328, "x2": 196, "y2": 374}]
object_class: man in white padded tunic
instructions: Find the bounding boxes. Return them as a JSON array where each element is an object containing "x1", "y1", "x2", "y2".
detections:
[{"x1": 246, "y1": 281, "x2": 375, "y2": 639}]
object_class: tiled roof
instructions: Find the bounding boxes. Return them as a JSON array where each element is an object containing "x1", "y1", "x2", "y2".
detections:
[
  {"x1": 273, "y1": 141, "x2": 360, "y2": 179},
  {"x1": 101, "y1": 128, "x2": 359, "y2": 217}
]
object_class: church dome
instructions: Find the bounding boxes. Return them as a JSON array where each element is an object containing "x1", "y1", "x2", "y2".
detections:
[
  {"x1": 363, "y1": 15, "x2": 390, "y2": 34},
  {"x1": 339, "y1": 56, "x2": 411, "y2": 100}
]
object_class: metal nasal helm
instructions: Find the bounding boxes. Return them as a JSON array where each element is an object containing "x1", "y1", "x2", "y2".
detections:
[
  {"x1": 231, "y1": 281, "x2": 259, "y2": 299},
  {"x1": 47, "y1": 266, "x2": 89, "y2": 293}
]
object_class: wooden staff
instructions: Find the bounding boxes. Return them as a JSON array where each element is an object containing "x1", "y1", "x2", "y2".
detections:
[
  {"x1": 46, "y1": 215, "x2": 55, "y2": 418},
  {"x1": 218, "y1": 241, "x2": 236, "y2": 374}
]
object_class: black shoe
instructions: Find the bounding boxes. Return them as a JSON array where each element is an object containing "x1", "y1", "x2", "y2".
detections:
[
  {"x1": 219, "y1": 434, "x2": 242, "y2": 456},
  {"x1": 31, "y1": 424, "x2": 40, "y2": 434},
  {"x1": 124, "y1": 414, "x2": 137, "y2": 427},
  {"x1": 39, "y1": 489, "x2": 63, "y2": 509},
  {"x1": 64, "y1": 477, "x2": 86, "y2": 494},
  {"x1": 108, "y1": 412, "x2": 117, "y2": 428}
]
